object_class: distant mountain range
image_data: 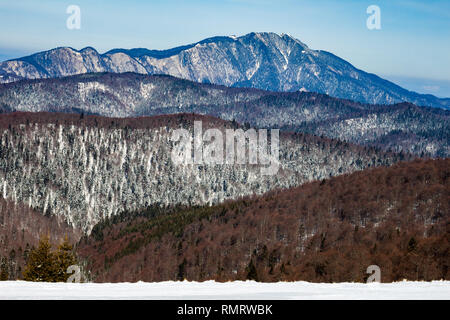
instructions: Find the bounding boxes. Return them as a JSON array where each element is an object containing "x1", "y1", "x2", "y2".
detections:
[
  {"x1": 0, "y1": 32, "x2": 448, "y2": 109},
  {"x1": 1, "y1": 73, "x2": 448, "y2": 157}
]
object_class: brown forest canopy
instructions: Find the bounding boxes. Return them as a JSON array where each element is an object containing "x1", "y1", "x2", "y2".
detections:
[
  {"x1": 0, "y1": 199, "x2": 81, "y2": 280},
  {"x1": 78, "y1": 158, "x2": 449, "y2": 283}
]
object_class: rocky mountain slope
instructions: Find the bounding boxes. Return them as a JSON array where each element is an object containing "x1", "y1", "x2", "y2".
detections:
[
  {"x1": 1, "y1": 32, "x2": 448, "y2": 109},
  {"x1": 0, "y1": 112, "x2": 407, "y2": 233},
  {"x1": 77, "y1": 158, "x2": 449, "y2": 283},
  {"x1": 1, "y1": 73, "x2": 447, "y2": 157}
]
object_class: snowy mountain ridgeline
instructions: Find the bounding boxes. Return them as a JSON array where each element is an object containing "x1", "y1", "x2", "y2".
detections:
[
  {"x1": 0, "y1": 32, "x2": 448, "y2": 109},
  {"x1": 0, "y1": 112, "x2": 406, "y2": 233},
  {"x1": 0, "y1": 73, "x2": 448, "y2": 157}
]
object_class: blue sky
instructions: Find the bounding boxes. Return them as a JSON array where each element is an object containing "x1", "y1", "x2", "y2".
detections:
[{"x1": 1, "y1": 0, "x2": 449, "y2": 96}]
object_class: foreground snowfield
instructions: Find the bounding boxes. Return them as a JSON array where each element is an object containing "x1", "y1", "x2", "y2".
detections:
[{"x1": 0, "y1": 280, "x2": 449, "y2": 300}]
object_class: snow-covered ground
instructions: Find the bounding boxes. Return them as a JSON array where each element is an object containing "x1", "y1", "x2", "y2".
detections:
[{"x1": 0, "y1": 280, "x2": 449, "y2": 300}]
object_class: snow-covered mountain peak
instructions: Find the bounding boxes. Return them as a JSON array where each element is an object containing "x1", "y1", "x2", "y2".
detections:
[{"x1": 0, "y1": 32, "x2": 448, "y2": 108}]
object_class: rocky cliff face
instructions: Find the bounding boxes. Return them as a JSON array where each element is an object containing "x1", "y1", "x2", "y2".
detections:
[
  {"x1": 1, "y1": 33, "x2": 448, "y2": 109},
  {"x1": 0, "y1": 113, "x2": 405, "y2": 233}
]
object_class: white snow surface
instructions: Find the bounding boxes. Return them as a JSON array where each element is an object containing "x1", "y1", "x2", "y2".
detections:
[{"x1": 0, "y1": 280, "x2": 448, "y2": 300}]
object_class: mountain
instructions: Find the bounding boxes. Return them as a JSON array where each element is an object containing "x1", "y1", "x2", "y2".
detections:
[
  {"x1": 0, "y1": 72, "x2": 448, "y2": 157},
  {"x1": 0, "y1": 32, "x2": 448, "y2": 109},
  {"x1": 77, "y1": 158, "x2": 450, "y2": 283},
  {"x1": 0, "y1": 112, "x2": 407, "y2": 233}
]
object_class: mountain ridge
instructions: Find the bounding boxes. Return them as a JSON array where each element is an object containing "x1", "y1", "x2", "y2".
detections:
[
  {"x1": 1, "y1": 72, "x2": 448, "y2": 157},
  {"x1": 1, "y1": 32, "x2": 448, "y2": 109}
]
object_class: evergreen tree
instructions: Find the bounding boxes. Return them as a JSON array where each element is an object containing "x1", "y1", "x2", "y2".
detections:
[
  {"x1": 54, "y1": 236, "x2": 77, "y2": 282},
  {"x1": 407, "y1": 237, "x2": 418, "y2": 253},
  {"x1": 23, "y1": 236, "x2": 57, "y2": 282},
  {"x1": 246, "y1": 259, "x2": 258, "y2": 281},
  {"x1": 0, "y1": 257, "x2": 9, "y2": 281},
  {"x1": 177, "y1": 258, "x2": 187, "y2": 281}
]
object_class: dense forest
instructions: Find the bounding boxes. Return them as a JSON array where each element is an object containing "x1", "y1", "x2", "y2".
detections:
[
  {"x1": 1, "y1": 72, "x2": 448, "y2": 157},
  {"x1": 77, "y1": 158, "x2": 449, "y2": 283},
  {"x1": 0, "y1": 112, "x2": 407, "y2": 233},
  {"x1": 0, "y1": 111, "x2": 446, "y2": 283}
]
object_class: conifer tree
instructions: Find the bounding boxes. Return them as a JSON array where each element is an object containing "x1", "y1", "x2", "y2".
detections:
[
  {"x1": 177, "y1": 258, "x2": 187, "y2": 281},
  {"x1": 22, "y1": 236, "x2": 57, "y2": 282},
  {"x1": 407, "y1": 237, "x2": 418, "y2": 253},
  {"x1": 246, "y1": 259, "x2": 258, "y2": 281},
  {"x1": 54, "y1": 236, "x2": 77, "y2": 282},
  {"x1": 0, "y1": 257, "x2": 9, "y2": 281}
]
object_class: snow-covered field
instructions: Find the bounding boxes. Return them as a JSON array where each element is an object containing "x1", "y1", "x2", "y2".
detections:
[{"x1": 0, "y1": 280, "x2": 449, "y2": 300}]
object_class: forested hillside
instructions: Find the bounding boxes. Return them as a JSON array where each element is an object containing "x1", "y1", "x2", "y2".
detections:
[
  {"x1": 0, "y1": 112, "x2": 407, "y2": 233},
  {"x1": 0, "y1": 198, "x2": 80, "y2": 280},
  {"x1": 77, "y1": 159, "x2": 449, "y2": 283},
  {"x1": 1, "y1": 73, "x2": 447, "y2": 157}
]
